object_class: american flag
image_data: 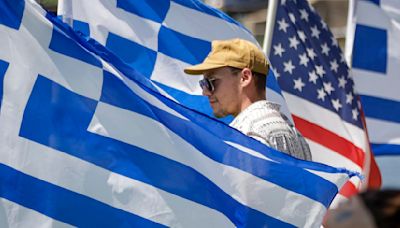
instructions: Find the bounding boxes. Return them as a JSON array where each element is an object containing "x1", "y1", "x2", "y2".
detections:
[{"x1": 268, "y1": 0, "x2": 381, "y2": 200}]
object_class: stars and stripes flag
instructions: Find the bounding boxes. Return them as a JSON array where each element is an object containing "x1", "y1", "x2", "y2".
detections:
[
  {"x1": 57, "y1": 0, "x2": 292, "y2": 124},
  {"x1": 346, "y1": 0, "x2": 400, "y2": 188},
  {"x1": 0, "y1": 0, "x2": 356, "y2": 227},
  {"x1": 267, "y1": 0, "x2": 381, "y2": 201}
]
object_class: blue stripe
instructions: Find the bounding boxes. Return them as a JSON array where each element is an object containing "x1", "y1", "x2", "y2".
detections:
[
  {"x1": 73, "y1": 19, "x2": 90, "y2": 37},
  {"x1": 116, "y1": 0, "x2": 170, "y2": 23},
  {"x1": 368, "y1": 0, "x2": 380, "y2": 5},
  {"x1": 266, "y1": 69, "x2": 282, "y2": 95},
  {"x1": 0, "y1": 60, "x2": 9, "y2": 111},
  {"x1": 361, "y1": 95, "x2": 400, "y2": 123},
  {"x1": 158, "y1": 26, "x2": 211, "y2": 65},
  {"x1": 172, "y1": 0, "x2": 248, "y2": 31},
  {"x1": 20, "y1": 75, "x2": 293, "y2": 227},
  {"x1": 0, "y1": 0, "x2": 25, "y2": 30},
  {"x1": 371, "y1": 143, "x2": 400, "y2": 156},
  {"x1": 152, "y1": 81, "x2": 233, "y2": 124},
  {"x1": 49, "y1": 28, "x2": 102, "y2": 68},
  {"x1": 106, "y1": 32, "x2": 157, "y2": 78},
  {"x1": 100, "y1": 71, "x2": 343, "y2": 207},
  {"x1": 352, "y1": 24, "x2": 387, "y2": 73},
  {"x1": 0, "y1": 163, "x2": 164, "y2": 227}
]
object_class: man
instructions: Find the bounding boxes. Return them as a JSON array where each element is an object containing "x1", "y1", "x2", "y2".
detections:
[{"x1": 184, "y1": 38, "x2": 312, "y2": 160}]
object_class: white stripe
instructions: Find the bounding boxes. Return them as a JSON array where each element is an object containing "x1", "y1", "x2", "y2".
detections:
[
  {"x1": 366, "y1": 117, "x2": 400, "y2": 144},
  {"x1": 88, "y1": 102, "x2": 331, "y2": 227},
  {"x1": 356, "y1": 1, "x2": 391, "y2": 29},
  {"x1": 164, "y1": 2, "x2": 256, "y2": 43},
  {"x1": 283, "y1": 92, "x2": 368, "y2": 151},
  {"x1": 107, "y1": 67, "x2": 188, "y2": 120},
  {"x1": 69, "y1": 0, "x2": 160, "y2": 49},
  {"x1": 0, "y1": 198, "x2": 73, "y2": 228},
  {"x1": 329, "y1": 194, "x2": 348, "y2": 209},
  {"x1": 45, "y1": 51, "x2": 104, "y2": 101},
  {"x1": 307, "y1": 141, "x2": 362, "y2": 173},
  {"x1": 150, "y1": 52, "x2": 203, "y2": 95},
  {"x1": 381, "y1": 0, "x2": 400, "y2": 20},
  {"x1": 150, "y1": 81, "x2": 179, "y2": 102},
  {"x1": 226, "y1": 140, "x2": 353, "y2": 191},
  {"x1": 306, "y1": 169, "x2": 349, "y2": 190},
  {"x1": 224, "y1": 140, "x2": 274, "y2": 161},
  {"x1": 376, "y1": 155, "x2": 400, "y2": 188},
  {"x1": 100, "y1": 59, "x2": 178, "y2": 103},
  {"x1": 352, "y1": 68, "x2": 400, "y2": 102}
]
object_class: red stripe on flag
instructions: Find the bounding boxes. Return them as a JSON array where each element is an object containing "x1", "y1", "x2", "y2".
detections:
[
  {"x1": 360, "y1": 105, "x2": 382, "y2": 189},
  {"x1": 367, "y1": 147, "x2": 382, "y2": 189},
  {"x1": 339, "y1": 181, "x2": 358, "y2": 198},
  {"x1": 292, "y1": 115, "x2": 365, "y2": 168}
]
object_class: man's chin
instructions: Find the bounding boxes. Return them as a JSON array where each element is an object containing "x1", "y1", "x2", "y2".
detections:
[{"x1": 213, "y1": 111, "x2": 228, "y2": 118}]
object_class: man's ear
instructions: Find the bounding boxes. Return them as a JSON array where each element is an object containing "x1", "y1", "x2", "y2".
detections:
[{"x1": 240, "y1": 68, "x2": 253, "y2": 87}]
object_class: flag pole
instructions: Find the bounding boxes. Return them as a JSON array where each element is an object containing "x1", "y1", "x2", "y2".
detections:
[
  {"x1": 263, "y1": 0, "x2": 279, "y2": 57},
  {"x1": 344, "y1": 0, "x2": 356, "y2": 65},
  {"x1": 57, "y1": 0, "x2": 73, "y2": 26}
]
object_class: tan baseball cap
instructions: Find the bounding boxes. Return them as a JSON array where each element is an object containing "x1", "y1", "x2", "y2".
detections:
[{"x1": 184, "y1": 38, "x2": 269, "y2": 75}]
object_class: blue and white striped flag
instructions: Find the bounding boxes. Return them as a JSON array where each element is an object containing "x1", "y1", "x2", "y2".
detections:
[
  {"x1": 57, "y1": 0, "x2": 292, "y2": 123},
  {"x1": 0, "y1": 0, "x2": 357, "y2": 227},
  {"x1": 346, "y1": 0, "x2": 400, "y2": 188}
]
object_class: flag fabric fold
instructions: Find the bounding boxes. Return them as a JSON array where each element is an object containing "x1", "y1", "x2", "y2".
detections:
[
  {"x1": 346, "y1": 0, "x2": 400, "y2": 188},
  {"x1": 268, "y1": 0, "x2": 381, "y2": 201},
  {"x1": 0, "y1": 0, "x2": 356, "y2": 227}
]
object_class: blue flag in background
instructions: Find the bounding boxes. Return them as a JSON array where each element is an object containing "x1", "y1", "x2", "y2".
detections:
[
  {"x1": 57, "y1": 0, "x2": 291, "y2": 123},
  {"x1": 347, "y1": 0, "x2": 400, "y2": 188}
]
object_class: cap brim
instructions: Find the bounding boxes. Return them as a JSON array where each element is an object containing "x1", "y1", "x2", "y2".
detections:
[{"x1": 184, "y1": 62, "x2": 226, "y2": 75}]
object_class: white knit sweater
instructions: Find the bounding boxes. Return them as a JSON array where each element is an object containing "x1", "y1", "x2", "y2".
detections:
[{"x1": 230, "y1": 100, "x2": 312, "y2": 161}]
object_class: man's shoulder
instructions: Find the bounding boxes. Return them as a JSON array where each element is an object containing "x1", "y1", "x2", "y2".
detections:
[{"x1": 230, "y1": 101, "x2": 312, "y2": 160}]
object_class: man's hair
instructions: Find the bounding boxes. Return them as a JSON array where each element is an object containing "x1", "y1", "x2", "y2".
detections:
[
  {"x1": 252, "y1": 72, "x2": 266, "y2": 92},
  {"x1": 229, "y1": 67, "x2": 266, "y2": 93}
]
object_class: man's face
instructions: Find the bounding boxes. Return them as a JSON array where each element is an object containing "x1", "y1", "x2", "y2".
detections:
[{"x1": 202, "y1": 67, "x2": 242, "y2": 118}]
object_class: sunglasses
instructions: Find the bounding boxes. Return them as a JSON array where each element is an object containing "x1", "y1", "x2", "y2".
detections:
[{"x1": 199, "y1": 78, "x2": 218, "y2": 92}]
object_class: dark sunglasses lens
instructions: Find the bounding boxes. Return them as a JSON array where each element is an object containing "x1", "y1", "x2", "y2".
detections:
[{"x1": 199, "y1": 79, "x2": 213, "y2": 92}]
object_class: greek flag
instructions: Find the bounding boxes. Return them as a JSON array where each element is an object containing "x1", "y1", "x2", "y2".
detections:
[
  {"x1": 57, "y1": 0, "x2": 292, "y2": 123},
  {"x1": 0, "y1": 0, "x2": 356, "y2": 227},
  {"x1": 346, "y1": 0, "x2": 400, "y2": 188}
]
